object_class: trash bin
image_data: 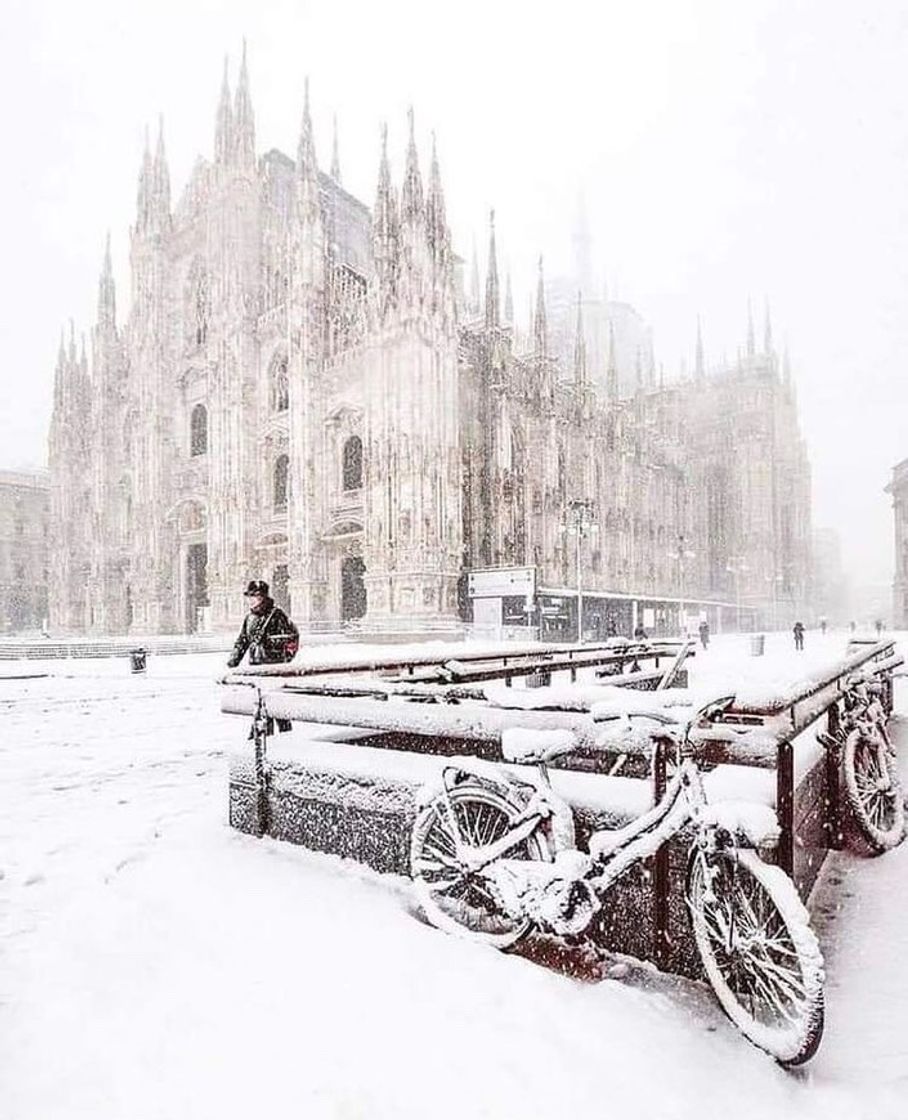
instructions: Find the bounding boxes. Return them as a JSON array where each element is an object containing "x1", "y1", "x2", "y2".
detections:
[
  {"x1": 129, "y1": 647, "x2": 148, "y2": 673},
  {"x1": 749, "y1": 634, "x2": 765, "y2": 657}
]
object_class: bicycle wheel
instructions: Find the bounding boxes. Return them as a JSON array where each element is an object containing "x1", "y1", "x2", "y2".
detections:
[
  {"x1": 411, "y1": 782, "x2": 552, "y2": 949},
  {"x1": 841, "y1": 726, "x2": 905, "y2": 855},
  {"x1": 687, "y1": 849, "x2": 824, "y2": 1065}
]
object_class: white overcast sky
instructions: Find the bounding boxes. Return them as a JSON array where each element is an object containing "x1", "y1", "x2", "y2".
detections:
[{"x1": 2, "y1": 0, "x2": 907, "y2": 592}]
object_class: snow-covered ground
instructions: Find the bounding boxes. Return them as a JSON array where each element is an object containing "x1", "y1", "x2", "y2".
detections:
[{"x1": 2, "y1": 633, "x2": 907, "y2": 1119}]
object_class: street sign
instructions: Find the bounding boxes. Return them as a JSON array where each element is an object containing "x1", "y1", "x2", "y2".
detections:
[{"x1": 468, "y1": 566, "x2": 536, "y2": 599}]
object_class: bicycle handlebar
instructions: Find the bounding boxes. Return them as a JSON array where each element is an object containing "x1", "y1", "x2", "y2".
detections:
[{"x1": 595, "y1": 694, "x2": 736, "y2": 732}]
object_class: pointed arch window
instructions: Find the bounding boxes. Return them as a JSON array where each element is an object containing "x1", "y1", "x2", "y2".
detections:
[
  {"x1": 190, "y1": 404, "x2": 208, "y2": 457},
  {"x1": 274, "y1": 454, "x2": 290, "y2": 511},
  {"x1": 342, "y1": 435, "x2": 363, "y2": 491},
  {"x1": 272, "y1": 355, "x2": 289, "y2": 412}
]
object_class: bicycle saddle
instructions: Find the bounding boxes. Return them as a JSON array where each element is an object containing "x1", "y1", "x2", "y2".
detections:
[{"x1": 501, "y1": 727, "x2": 577, "y2": 764}]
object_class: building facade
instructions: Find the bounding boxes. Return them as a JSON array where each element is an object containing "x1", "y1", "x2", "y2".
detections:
[
  {"x1": 0, "y1": 469, "x2": 49, "y2": 633},
  {"x1": 49, "y1": 55, "x2": 812, "y2": 636}
]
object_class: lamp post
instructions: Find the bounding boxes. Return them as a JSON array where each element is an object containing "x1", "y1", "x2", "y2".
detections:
[
  {"x1": 765, "y1": 572, "x2": 784, "y2": 631},
  {"x1": 725, "y1": 558, "x2": 749, "y2": 631},
  {"x1": 668, "y1": 533, "x2": 696, "y2": 636},
  {"x1": 563, "y1": 499, "x2": 598, "y2": 643}
]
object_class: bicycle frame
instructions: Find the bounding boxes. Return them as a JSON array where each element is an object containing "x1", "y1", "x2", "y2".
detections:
[{"x1": 437, "y1": 729, "x2": 740, "y2": 937}]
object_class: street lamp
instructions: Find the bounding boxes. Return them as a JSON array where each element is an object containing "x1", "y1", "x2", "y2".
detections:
[
  {"x1": 667, "y1": 533, "x2": 696, "y2": 635},
  {"x1": 726, "y1": 558, "x2": 749, "y2": 631},
  {"x1": 765, "y1": 572, "x2": 785, "y2": 631},
  {"x1": 562, "y1": 499, "x2": 598, "y2": 642}
]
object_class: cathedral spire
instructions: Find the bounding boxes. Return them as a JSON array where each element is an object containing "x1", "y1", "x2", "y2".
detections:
[
  {"x1": 572, "y1": 191, "x2": 592, "y2": 294},
  {"x1": 573, "y1": 291, "x2": 587, "y2": 387},
  {"x1": 330, "y1": 114, "x2": 342, "y2": 183},
  {"x1": 533, "y1": 256, "x2": 547, "y2": 357},
  {"x1": 469, "y1": 238, "x2": 480, "y2": 316},
  {"x1": 53, "y1": 327, "x2": 66, "y2": 409},
  {"x1": 484, "y1": 210, "x2": 499, "y2": 328},
  {"x1": 763, "y1": 298, "x2": 774, "y2": 358},
  {"x1": 399, "y1": 107, "x2": 424, "y2": 225},
  {"x1": 97, "y1": 232, "x2": 116, "y2": 331},
  {"x1": 296, "y1": 77, "x2": 320, "y2": 222},
  {"x1": 215, "y1": 56, "x2": 233, "y2": 166},
  {"x1": 297, "y1": 77, "x2": 316, "y2": 176},
  {"x1": 695, "y1": 316, "x2": 704, "y2": 379},
  {"x1": 607, "y1": 321, "x2": 618, "y2": 401},
  {"x1": 746, "y1": 299, "x2": 755, "y2": 358},
  {"x1": 136, "y1": 125, "x2": 152, "y2": 225},
  {"x1": 504, "y1": 271, "x2": 514, "y2": 324},
  {"x1": 233, "y1": 39, "x2": 255, "y2": 169},
  {"x1": 152, "y1": 115, "x2": 171, "y2": 219},
  {"x1": 424, "y1": 131, "x2": 448, "y2": 258},
  {"x1": 372, "y1": 122, "x2": 399, "y2": 315}
]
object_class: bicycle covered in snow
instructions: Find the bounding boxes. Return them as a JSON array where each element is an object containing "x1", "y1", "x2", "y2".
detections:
[
  {"x1": 822, "y1": 675, "x2": 905, "y2": 855},
  {"x1": 410, "y1": 696, "x2": 826, "y2": 1066}
]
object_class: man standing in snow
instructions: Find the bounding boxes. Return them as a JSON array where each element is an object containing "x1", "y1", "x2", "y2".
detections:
[
  {"x1": 698, "y1": 619, "x2": 710, "y2": 649},
  {"x1": 793, "y1": 620, "x2": 805, "y2": 651},
  {"x1": 227, "y1": 580, "x2": 299, "y2": 669}
]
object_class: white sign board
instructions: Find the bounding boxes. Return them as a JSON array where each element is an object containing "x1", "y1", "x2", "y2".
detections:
[{"x1": 468, "y1": 567, "x2": 536, "y2": 599}]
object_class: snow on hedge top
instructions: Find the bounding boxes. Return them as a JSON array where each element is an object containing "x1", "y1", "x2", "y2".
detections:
[
  {"x1": 719, "y1": 645, "x2": 896, "y2": 712},
  {"x1": 483, "y1": 683, "x2": 693, "y2": 713},
  {"x1": 225, "y1": 635, "x2": 658, "y2": 677},
  {"x1": 501, "y1": 728, "x2": 576, "y2": 764}
]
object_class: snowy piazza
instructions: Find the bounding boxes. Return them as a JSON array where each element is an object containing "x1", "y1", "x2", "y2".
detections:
[{"x1": 3, "y1": 4, "x2": 908, "y2": 1119}]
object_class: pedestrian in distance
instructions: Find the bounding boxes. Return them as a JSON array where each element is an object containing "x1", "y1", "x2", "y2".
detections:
[
  {"x1": 633, "y1": 624, "x2": 648, "y2": 641},
  {"x1": 698, "y1": 619, "x2": 710, "y2": 650},
  {"x1": 875, "y1": 619, "x2": 883, "y2": 636},
  {"x1": 605, "y1": 616, "x2": 618, "y2": 639},
  {"x1": 819, "y1": 617, "x2": 827, "y2": 636},
  {"x1": 793, "y1": 620, "x2": 805, "y2": 651}
]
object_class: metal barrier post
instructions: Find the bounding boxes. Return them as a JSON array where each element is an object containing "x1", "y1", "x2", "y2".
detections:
[
  {"x1": 652, "y1": 738, "x2": 670, "y2": 970},
  {"x1": 251, "y1": 689, "x2": 271, "y2": 838},
  {"x1": 776, "y1": 739, "x2": 795, "y2": 875},
  {"x1": 824, "y1": 702, "x2": 843, "y2": 850}
]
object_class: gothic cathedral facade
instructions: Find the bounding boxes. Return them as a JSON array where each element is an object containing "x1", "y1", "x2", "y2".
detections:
[{"x1": 48, "y1": 55, "x2": 812, "y2": 636}]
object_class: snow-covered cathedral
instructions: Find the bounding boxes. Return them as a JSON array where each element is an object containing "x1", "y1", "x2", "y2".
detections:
[{"x1": 48, "y1": 51, "x2": 812, "y2": 637}]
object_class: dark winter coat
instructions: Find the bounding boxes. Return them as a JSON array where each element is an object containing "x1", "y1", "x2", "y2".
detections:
[{"x1": 228, "y1": 599, "x2": 299, "y2": 668}]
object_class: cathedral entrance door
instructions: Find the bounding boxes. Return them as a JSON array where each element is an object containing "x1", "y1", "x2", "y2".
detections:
[
  {"x1": 185, "y1": 543, "x2": 209, "y2": 633},
  {"x1": 341, "y1": 555, "x2": 367, "y2": 621}
]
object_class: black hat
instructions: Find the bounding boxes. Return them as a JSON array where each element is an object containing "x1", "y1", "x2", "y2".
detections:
[{"x1": 244, "y1": 579, "x2": 269, "y2": 597}]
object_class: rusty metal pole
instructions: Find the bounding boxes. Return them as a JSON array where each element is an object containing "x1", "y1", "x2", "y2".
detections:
[
  {"x1": 776, "y1": 738, "x2": 795, "y2": 878},
  {"x1": 252, "y1": 689, "x2": 271, "y2": 839},
  {"x1": 824, "y1": 701, "x2": 843, "y2": 851},
  {"x1": 652, "y1": 737, "x2": 670, "y2": 971}
]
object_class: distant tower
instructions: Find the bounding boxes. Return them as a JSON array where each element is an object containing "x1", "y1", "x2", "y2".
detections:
[
  {"x1": 572, "y1": 191, "x2": 593, "y2": 294},
  {"x1": 484, "y1": 210, "x2": 499, "y2": 328},
  {"x1": 330, "y1": 115, "x2": 342, "y2": 183},
  {"x1": 695, "y1": 317, "x2": 705, "y2": 380}
]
